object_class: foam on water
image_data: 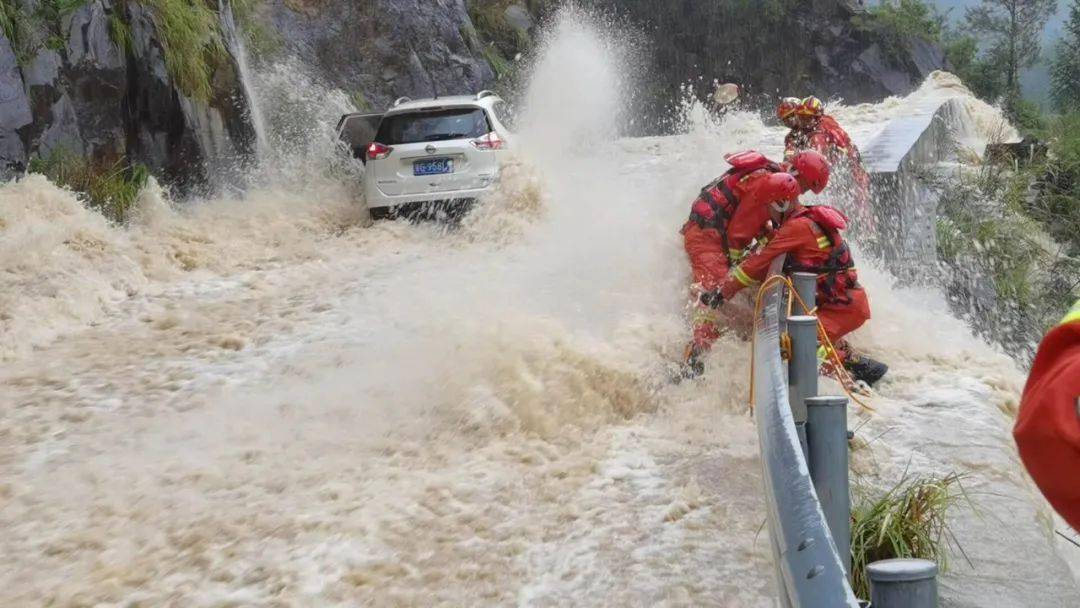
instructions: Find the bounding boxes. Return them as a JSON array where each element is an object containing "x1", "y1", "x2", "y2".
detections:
[{"x1": 0, "y1": 7, "x2": 1071, "y2": 606}]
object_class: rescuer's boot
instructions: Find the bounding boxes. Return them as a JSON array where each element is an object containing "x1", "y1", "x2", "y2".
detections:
[{"x1": 844, "y1": 351, "x2": 888, "y2": 387}]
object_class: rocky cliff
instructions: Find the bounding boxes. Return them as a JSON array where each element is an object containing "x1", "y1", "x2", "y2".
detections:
[
  {"x1": 0, "y1": 0, "x2": 257, "y2": 190},
  {"x1": 585, "y1": 0, "x2": 947, "y2": 118},
  {"x1": 246, "y1": 0, "x2": 498, "y2": 111},
  {"x1": 238, "y1": 0, "x2": 946, "y2": 126},
  {"x1": 0, "y1": 0, "x2": 949, "y2": 194}
]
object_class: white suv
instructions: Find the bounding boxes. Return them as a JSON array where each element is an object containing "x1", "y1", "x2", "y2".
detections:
[{"x1": 337, "y1": 91, "x2": 514, "y2": 221}]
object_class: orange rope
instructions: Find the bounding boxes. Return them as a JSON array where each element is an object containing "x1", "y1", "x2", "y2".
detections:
[{"x1": 748, "y1": 275, "x2": 875, "y2": 413}]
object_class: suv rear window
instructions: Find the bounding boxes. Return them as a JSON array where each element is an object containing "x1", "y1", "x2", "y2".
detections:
[{"x1": 375, "y1": 108, "x2": 491, "y2": 145}]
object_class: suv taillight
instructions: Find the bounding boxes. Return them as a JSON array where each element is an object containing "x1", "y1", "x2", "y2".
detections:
[
  {"x1": 366, "y1": 142, "x2": 392, "y2": 160},
  {"x1": 471, "y1": 131, "x2": 504, "y2": 150}
]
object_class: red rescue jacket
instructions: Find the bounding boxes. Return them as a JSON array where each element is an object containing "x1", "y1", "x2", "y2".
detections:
[
  {"x1": 683, "y1": 151, "x2": 794, "y2": 261},
  {"x1": 720, "y1": 205, "x2": 859, "y2": 303},
  {"x1": 1014, "y1": 302, "x2": 1080, "y2": 530}
]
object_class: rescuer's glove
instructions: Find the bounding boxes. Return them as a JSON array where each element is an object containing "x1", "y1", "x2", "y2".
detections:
[{"x1": 700, "y1": 290, "x2": 725, "y2": 309}]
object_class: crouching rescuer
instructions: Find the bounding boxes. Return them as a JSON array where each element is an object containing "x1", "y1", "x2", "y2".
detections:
[
  {"x1": 680, "y1": 150, "x2": 831, "y2": 377},
  {"x1": 698, "y1": 193, "x2": 889, "y2": 387}
]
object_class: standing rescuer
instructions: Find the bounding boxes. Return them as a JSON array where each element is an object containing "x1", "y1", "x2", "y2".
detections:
[
  {"x1": 702, "y1": 195, "x2": 889, "y2": 387},
  {"x1": 782, "y1": 96, "x2": 873, "y2": 230},
  {"x1": 1014, "y1": 299, "x2": 1080, "y2": 530},
  {"x1": 680, "y1": 150, "x2": 831, "y2": 378}
]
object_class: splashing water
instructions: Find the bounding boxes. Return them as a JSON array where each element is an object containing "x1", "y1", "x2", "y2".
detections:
[{"x1": 0, "y1": 6, "x2": 1074, "y2": 606}]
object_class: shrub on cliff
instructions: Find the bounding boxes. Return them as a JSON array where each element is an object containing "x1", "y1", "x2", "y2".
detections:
[
  {"x1": 933, "y1": 125, "x2": 1080, "y2": 356},
  {"x1": 138, "y1": 0, "x2": 226, "y2": 102},
  {"x1": 28, "y1": 150, "x2": 150, "y2": 222}
]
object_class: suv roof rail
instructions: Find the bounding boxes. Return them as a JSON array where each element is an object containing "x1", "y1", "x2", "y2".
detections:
[
  {"x1": 476, "y1": 90, "x2": 496, "y2": 101},
  {"x1": 392, "y1": 96, "x2": 412, "y2": 107}
]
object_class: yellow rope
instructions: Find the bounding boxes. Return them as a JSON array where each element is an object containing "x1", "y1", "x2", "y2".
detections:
[{"x1": 748, "y1": 275, "x2": 875, "y2": 413}]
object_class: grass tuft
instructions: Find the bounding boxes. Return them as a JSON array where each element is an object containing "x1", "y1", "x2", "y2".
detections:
[
  {"x1": 850, "y1": 471, "x2": 968, "y2": 599},
  {"x1": 139, "y1": 0, "x2": 225, "y2": 101},
  {"x1": 109, "y1": 7, "x2": 132, "y2": 53},
  {"x1": 29, "y1": 148, "x2": 151, "y2": 223}
]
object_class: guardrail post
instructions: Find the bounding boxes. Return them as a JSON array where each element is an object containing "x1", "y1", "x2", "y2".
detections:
[
  {"x1": 867, "y1": 559, "x2": 938, "y2": 607},
  {"x1": 805, "y1": 395, "x2": 851, "y2": 577},
  {"x1": 787, "y1": 315, "x2": 818, "y2": 427},
  {"x1": 792, "y1": 272, "x2": 817, "y2": 312}
]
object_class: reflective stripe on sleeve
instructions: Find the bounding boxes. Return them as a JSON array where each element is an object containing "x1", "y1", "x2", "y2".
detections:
[
  {"x1": 733, "y1": 266, "x2": 758, "y2": 287},
  {"x1": 1062, "y1": 299, "x2": 1080, "y2": 326}
]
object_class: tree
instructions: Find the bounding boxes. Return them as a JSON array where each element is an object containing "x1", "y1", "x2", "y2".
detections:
[
  {"x1": 1051, "y1": 0, "x2": 1080, "y2": 112},
  {"x1": 965, "y1": 0, "x2": 1057, "y2": 105},
  {"x1": 944, "y1": 31, "x2": 1006, "y2": 101}
]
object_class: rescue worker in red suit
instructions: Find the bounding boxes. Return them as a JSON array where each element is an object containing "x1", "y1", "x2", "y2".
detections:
[
  {"x1": 783, "y1": 97, "x2": 874, "y2": 231},
  {"x1": 703, "y1": 197, "x2": 889, "y2": 386},
  {"x1": 680, "y1": 150, "x2": 831, "y2": 378},
  {"x1": 1014, "y1": 299, "x2": 1080, "y2": 530}
]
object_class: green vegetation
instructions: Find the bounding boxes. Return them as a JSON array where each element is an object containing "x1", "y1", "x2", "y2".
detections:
[
  {"x1": 140, "y1": 0, "x2": 226, "y2": 101},
  {"x1": 28, "y1": 148, "x2": 150, "y2": 222},
  {"x1": 230, "y1": 0, "x2": 282, "y2": 60},
  {"x1": 850, "y1": 472, "x2": 967, "y2": 600},
  {"x1": 854, "y1": 0, "x2": 944, "y2": 63},
  {"x1": 108, "y1": 8, "x2": 132, "y2": 54},
  {"x1": 934, "y1": 116, "x2": 1080, "y2": 352},
  {"x1": 1051, "y1": 0, "x2": 1080, "y2": 113},
  {"x1": 465, "y1": 0, "x2": 532, "y2": 87},
  {"x1": 965, "y1": 0, "x2": 1057, "y2": 105},
  {"x1": 0, "y1": 0, "x2": 86, "y2": 64},
  {"x1": 944, "y1": 32, "x2": 1006, "y2": 102}
]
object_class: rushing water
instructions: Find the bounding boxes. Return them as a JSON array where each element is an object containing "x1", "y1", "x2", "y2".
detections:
[{"x1": 0, "y1": 8, "x2": 1074, "y2": 607}]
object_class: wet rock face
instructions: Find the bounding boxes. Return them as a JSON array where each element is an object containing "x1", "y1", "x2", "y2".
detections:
[
  {"x1": 0, "y1": 0, "x2": 256, "y2": 192},
  {"x1": 584, "y1": 0, "x2": 946, "y2": 122},
  {"x1": 260, "y1": 0, "x2": 495, "y2": 109},
  {"x1": 0, "y1": 38, "x2": 33, "y2": 176}
]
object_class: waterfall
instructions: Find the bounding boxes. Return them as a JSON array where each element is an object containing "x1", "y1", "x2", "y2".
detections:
[{"x1": 218, "y1": 0, "x2": 269, "y2": 160}]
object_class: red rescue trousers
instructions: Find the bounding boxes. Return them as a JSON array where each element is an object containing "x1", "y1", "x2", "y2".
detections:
[
  {"x1": 1014, "y1": 305, "x2": 1080, "y2": 530},
  {"x1": 683, "y1": 222, "x2": 730, "y2": 351},
  {"x1": 818, "y1": 287, "x2": 871, "y2": 361}
]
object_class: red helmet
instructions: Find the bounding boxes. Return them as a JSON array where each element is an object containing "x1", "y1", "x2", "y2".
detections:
[
  {"x1": 777, "y1": 97, "x2": 800, "y2": 127},
  {"x1": 796, "y1": 96, "x2": 825, "y2": 127},
  {"x1": 789, "y1": 150, "x2": 830, "y2": 194}
]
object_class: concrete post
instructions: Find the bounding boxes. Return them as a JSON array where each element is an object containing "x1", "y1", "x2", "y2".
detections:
[
  {"x1": 867, "y1": 559, "x2": 939, "y2": 607},
  {"x1": 792, "y1": 272, "x2": 817, "y2": 313},
  {"x1": 787, "y1": 316, "x2": 819, "y2": 425},
  {"x1": 805, "y1": 395, "x2": 851, "y2": 576}
]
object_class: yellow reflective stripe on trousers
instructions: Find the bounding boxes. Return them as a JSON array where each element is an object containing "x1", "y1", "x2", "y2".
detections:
[
  {"x1": 816, "y1": 236, "x2": 830, "y2": 250},
  {"x1": 728, "y1": 248, "x2": 744, "y2": 262},
  {"x1": 733, "y1": 266, "x2": 758, "y2": 287},
  {"x1": 1062, "y1": 298, "x2": 1080, "y2": 326},
  {"x1": 693, "y1": 307, "x2": 720, "y2": 324}
]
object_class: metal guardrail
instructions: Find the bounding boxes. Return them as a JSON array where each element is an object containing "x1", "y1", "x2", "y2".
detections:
[{"x1": 753, "y1": 258, "x2": 861, "y2": 607}]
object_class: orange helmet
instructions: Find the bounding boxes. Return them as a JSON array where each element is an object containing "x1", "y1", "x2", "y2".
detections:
[
  {"x1": 797, "y1": 96, "x2": 825, "y2": 126},
  {"x1": 777, "y1": 97, "x2": 800, "y2": 127},
  {"x1": 789, "y1": 150, "x2": 830, "y2": 194}
]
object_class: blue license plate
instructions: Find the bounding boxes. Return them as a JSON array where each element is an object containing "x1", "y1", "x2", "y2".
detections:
[{"x1": 414, "y1": 158, "x2": 453, "y2": 176}]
